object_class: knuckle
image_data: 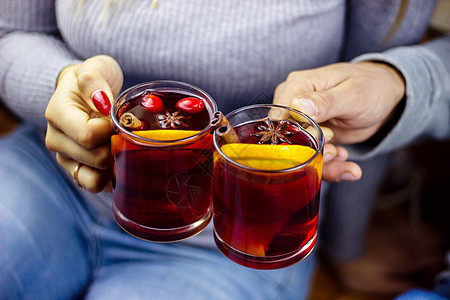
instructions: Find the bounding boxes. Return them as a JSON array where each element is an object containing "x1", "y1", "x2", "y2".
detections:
[
  {"x1": 94, "y1": 147, "x2": 112, "y2": 169},
  {"x1": 55, "y1": 153, "x2": 65, "y2": 165},
  {"x1": 44, "y1": 99, "x2": 58, "y2": 123},
  {"x1": 45, "y1": 137, "x2": 56, "y2": 152},
  {"x1": 285, "y1": 71, "x2": 300, "y2": 83},
  {"x1": 76, "y1": 129, "x2": 96, "y2": 149},
  {"x1": 77, "y1": 71, "x2": 97, "y2": 89},
  {"x1": 44, "y1": 106, "x2": 52, "y2": 122},
  {"x1": 45, "y1": 132, "x2": 58, "y2": 152},
  {"x1": 274, "y1": 82, "x2": 285, "y2": 95},
  {"x1": 93, "y1": 55, "x2": 112, "y2": 67},
  {"x1": 308, "y1": 73, "x2": 328, "y2": 92},
  {"x1": 318, "y1": 90, "x2": 334, "y2": 105}
]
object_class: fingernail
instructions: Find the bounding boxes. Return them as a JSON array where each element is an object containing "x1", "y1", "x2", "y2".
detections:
[
  {"x1": 292, "y1": 98, "x2": 316, "y2": 117},
  {"x1": 321, "y1": 127, "x2": 334, "y2": 143},
  {"x1": 323, "y1": 152, "x2": 335, "y2": 163},
  {"x1": 338, "y1": 172, "x2": 357, "y2": 182},
  {"x1": 92, "y1": 90, "x2": 111, "y2": 116}
]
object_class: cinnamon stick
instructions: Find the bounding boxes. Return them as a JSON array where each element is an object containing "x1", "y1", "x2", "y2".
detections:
[
  {"x1": 211, "y1": 111, "x2": 240, "y2": 143},
  {"x1": 119, "y1": 112, "x2": 143, "y2": 129}
]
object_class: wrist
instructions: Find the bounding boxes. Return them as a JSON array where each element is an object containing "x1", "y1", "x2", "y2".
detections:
[
  {"x1": 370, "y1": 61, "x2": 407, "y2": 138},
  {"x1": 349, "y1": 61, "x2": 407, "y2": 147}
]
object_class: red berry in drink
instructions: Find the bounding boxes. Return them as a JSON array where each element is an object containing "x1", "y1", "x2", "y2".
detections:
[
  {"x1": 176, "y1": 97, "x2": 204, "y2": 114},
  {"x1": 141, "y1": 94, "x2": 163, "y2": 113}
]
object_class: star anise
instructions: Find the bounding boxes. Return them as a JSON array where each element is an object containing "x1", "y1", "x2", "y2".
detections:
[
  {"x1": 251, "y1": 118, "x2": 296, "y2": 145},
  {"x1": 157, "y1": 111, "x2": 190, "y2": 129}
]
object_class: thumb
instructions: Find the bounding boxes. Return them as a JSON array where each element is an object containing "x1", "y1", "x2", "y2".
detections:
[
  {"x1": 76, "y1": 55, "x2": 124, "y2": 116},
  {"x1": 290, "y1": 87, "x2": 347, "y2": 124},
  {"x1": 289, "y1": 97, "x2": 319, "y2": 120}
]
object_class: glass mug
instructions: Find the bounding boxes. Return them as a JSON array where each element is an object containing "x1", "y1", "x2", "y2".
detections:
[
  {"x1": 212, "y1": 104, "x2": 324, "y2": 269},
  {"x1": 111, "y1": 81, "x2": 218, "y2": 242}
]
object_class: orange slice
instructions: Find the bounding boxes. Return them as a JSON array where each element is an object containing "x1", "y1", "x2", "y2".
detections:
[
  {"x1": 220, "y1": 143, "x2": 316, "y2": 171},
  {"x1": 133, "y1": 129, "x2": 201, "y2": 141},
  {"x1": 111, "y1": 130, "x2": 203, "y2": 155}
]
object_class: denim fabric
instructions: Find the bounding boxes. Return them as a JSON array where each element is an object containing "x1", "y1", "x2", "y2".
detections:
[
  {"x1": 0, "y1": 124, "x2": 316, "y2": 300},
  {"x1": 395, "y1": 289, "x2": 449, "y2": 300}
]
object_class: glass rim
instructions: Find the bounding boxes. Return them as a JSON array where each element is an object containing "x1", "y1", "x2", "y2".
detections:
[
  {"x1": 213, "y1": 104, "x2": 325, "y2": 173},
  {"x1": 111, "y1": 80, "x2": 218, "y2": 145}
]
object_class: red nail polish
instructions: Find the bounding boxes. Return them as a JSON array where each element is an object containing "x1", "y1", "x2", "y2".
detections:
[{"x1": 92, "y1": 90, "x2": 111, "y2": 116}]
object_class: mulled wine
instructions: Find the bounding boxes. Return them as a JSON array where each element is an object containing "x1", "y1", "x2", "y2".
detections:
[
  {"x1": 111, "y1": 81, "x2": 217, "y2": 242},
  {"x1": 212, "y1": 105, "x2": 323, "y2": 269}
]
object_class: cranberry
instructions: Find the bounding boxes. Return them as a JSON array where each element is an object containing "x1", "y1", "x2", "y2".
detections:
[
  {"x1": 176, "y1": 97, "x2": 204, "y2": 114},
  {"x1": 141, "y1": 94, "x2": 163, "y2": 113}
]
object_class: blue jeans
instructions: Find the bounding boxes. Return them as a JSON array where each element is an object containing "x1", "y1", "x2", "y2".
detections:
[
  {"x1": 395, "y1": 289, "x2": 449, "y2": 300},
  {"x1": 0, "y1": 124, "x2": 316, "y2": 300}
]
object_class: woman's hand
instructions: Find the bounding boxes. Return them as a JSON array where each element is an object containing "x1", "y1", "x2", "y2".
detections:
[
  {"x1": 274, "y1": 62, "x2": 406, "y2": 182},
  {"x1": 45, "y1": 55, "x2": 124, "y2": 193}
]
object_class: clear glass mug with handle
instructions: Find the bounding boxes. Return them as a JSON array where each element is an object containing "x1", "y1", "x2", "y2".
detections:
[
  {"x1": 212, "y1": 104, "x2": 324, "y2": 269},
  {"x1": 111, "y1": 80, "x2": 218, "y2": 242}
]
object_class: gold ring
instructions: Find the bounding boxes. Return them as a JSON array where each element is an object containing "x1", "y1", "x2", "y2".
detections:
[{"x1": 73, "y1": 163, "x2": 85, "y2": 191}]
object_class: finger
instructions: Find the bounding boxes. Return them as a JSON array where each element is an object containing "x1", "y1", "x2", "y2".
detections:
[
  {"x1": 46, "y1": 104, "x2": 112, "y2": 149},
  {"x1": 322, "y1": 159, "x2": 362, "y2": 182},
  {"x1": 334, "y1": 146, "x2": 349, "y2": 161},
  {"x1": 46, "y1": 124, "x2": 111, "y2": 169},
  {"x1": 46, "y1": 61, "x2": 118, "y2": 148},
  {"x1": 56, "y1": 154, "x2": 111, "y2": 193},
  {"x1": 275, "y1": 65, "x2": 349, "y2": 115},
  {"x1": 269, "y1": 83, "x2": 291, "y2": 120},
  {"x1": 323, "y1": 143, "x2": 337, "y2": 164},
  {"x1": 323, "y1": 143, "x2": 348, "y2": 162},
  {"x1": 321, "y1": 126, "x2": 334, "y2": 143},
  {"x1": 268, "y1": 104, "x2": 290, "y2": 120},
  {"x1": 273, "y1": 68, "x2": 332, "y2": 107},
  {"x1": 273, "y1": 81, "x2": 288, "y2": 106},
  {"x1": 76, "y1": 55, "x2": 123, "y2": 116},
  {"x1": 289, "y1": 80, "x2": 362, "y2": 124}
]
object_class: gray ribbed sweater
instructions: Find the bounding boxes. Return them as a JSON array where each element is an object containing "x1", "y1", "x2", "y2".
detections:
[{"x1": 1, "y1": 0, "x2": 449, "y2": 258}]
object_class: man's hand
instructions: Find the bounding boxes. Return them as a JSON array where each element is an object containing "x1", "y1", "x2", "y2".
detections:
[{"x1": 274, "y1": 62, "x2": 406, "y2": 182}]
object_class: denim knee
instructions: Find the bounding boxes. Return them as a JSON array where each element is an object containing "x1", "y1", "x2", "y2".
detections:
[{"x1": 0, "y1": 124, "x2": 96, "y2": 299}]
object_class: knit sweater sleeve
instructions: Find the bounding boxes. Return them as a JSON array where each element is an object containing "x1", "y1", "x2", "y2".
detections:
[
  {"x1": 319, "y1": 36, "x2": 450, "y2": 262},
  {"x1": 0, "y1": 0, "x2": 81, "y2": 129},
  {"x1": 348, "y1": 35, "x2": 450, "y2": 159}
]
